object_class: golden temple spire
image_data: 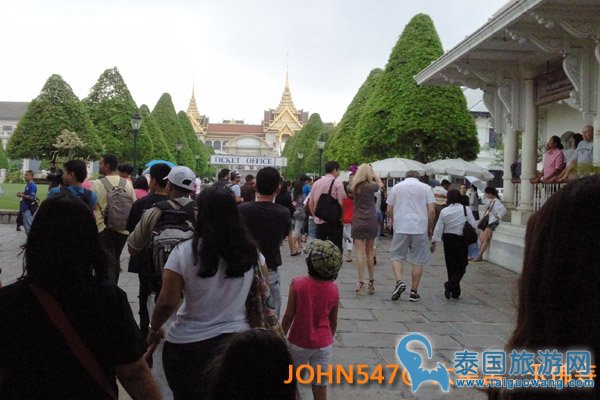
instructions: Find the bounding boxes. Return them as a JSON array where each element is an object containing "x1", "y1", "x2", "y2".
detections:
[{"x1": 277, "y1": 71, "x2": 297, "y2": 113}]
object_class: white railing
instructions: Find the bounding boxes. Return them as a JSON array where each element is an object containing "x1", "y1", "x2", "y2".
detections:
[{"x1": 533, "y1": 182, "x2": 566, "y2": 212}]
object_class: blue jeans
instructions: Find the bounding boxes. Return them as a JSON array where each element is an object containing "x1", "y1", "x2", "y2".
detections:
[
  {"x1": 23, "y1": 210, "x2": 33, "y2": 236},
  {"x1": 268, "y1": 268, "x2": 282, "y2": 317}
]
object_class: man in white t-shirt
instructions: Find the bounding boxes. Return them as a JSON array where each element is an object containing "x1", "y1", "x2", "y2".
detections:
[
  {"x1": 576, "y1": 125, "x2": 594, "y2": 166},
  {"x1": 230, "y1": 170, "x2": 242, "y2": 203},
  {"x1": 386, "y1": 171, "x2": 436, "y2": 302}
]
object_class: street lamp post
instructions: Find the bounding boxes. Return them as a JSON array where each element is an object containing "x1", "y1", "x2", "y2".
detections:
[
  {"x1": 195, "y1": 154, "x2": 201, "y2": 174},
  {"x1": 297, "y1": 152, "x2": 304, "y2": 176},
  {"x1": 316, "y1": 136, "x2": 325, "y2": 177},
  {"x1": 176, "y1": 140, "x2": 183, "y2": 165},
  {"x1": 130, "y1": 112, "x2": 142, "y2": 176}
]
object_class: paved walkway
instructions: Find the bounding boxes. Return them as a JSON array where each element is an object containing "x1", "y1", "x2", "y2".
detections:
[{"x1": 0, "y1": 224, "x2": 519, "y2": 399}]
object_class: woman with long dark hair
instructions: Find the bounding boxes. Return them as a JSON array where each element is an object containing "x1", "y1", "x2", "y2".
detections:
[
  {"x1": 490, "y1": 175, "x2": 600, "y2": 400},
  {"x1": 430, "y1": 189, "x2": 477, "y2": 299},
  {"x1": 0, "y1": 193, "x2": 161, "y2": 400},
  {"x1": 473, "y1": 187, "x2": 507, "y2": 262},
  {"x1": 148, "y1": 185, "x2": 259, "y2": 400}
]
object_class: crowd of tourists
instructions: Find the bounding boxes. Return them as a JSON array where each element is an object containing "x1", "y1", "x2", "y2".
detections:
[{"x1": 1, "y1": 148, "x2": 599, "y2": 399}]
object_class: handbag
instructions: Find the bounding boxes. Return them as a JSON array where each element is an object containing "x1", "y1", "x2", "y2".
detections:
[
  {"x1": 245, "y1": 263, "x2": 286, "y2": 339},
  {"x1": 477, "y1": 200, "x2": 495, "y2": 231},
  {"x1": 314, "y1": 178, "x2": 342, "y2": 223},
  {"x1": 462, "y1": 206, "x2": 478, "y2": 245},
  {"x1": 29, "y1": 283, "x2": 118, "y2": 400}
]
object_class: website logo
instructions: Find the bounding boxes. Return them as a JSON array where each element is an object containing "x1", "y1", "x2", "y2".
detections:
[{"x1": 396, "y1": 333, "x2": 450, "y2": 392}]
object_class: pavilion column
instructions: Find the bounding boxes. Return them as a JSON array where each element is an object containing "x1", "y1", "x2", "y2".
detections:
[
  {"x1": 595, "y1": 57, "x2": 600, "y2": 167},
  {"x1": 518, "y1": 78, "x2": 537, "y2": 212},
  {"x1": 502, "y1": 129, "x2": 518, "y2": 209}
]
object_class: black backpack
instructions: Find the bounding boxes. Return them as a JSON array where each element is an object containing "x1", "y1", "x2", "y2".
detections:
[
  {"x1": 314, "y1": 178, "x2": 342, "y2": 223},
  {"x1": 146, "y1": 199, "x2": 196, "y2": 293}
]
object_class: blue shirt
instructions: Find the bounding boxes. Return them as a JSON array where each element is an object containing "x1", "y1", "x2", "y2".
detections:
[
  {"x1": 20, "y1": 181, "x2": 37, "y2": 212},
  {"x1": 303, "y1": 183, "x2": 311, "y2": 196},
  {"x1": 47, "y1": 186, "x2": 97, "y2": 210}
]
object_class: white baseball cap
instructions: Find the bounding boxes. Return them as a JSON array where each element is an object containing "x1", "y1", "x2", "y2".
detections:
[{"x1": 164, "y1": 166, "x2": 196, "y2": 191}]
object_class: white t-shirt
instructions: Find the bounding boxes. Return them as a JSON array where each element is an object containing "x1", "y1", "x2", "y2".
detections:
[
  {"x1": 432, "y1": 204, "x2": 477, "y2": 242},
  {"x1": 231, "y1": 184, "x2": 241, "y2": 197},
  {"x1": 386, "y1": 178, "x2": 435, "y2": 234},
  {"x1": 164, "y1": 240, "x2": 256, "y2": 344},
  {"x1": 576, "y1": 140, "x2": 593, "y2": 165},
  {"x1": 432, "y1": 186, "x2": 448, "y2": 205}
]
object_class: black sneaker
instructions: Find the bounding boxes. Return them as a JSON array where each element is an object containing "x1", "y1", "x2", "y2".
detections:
[
  {"x1": 391, "y1": 281, "x2": 406, "y2": 301},
  {"x1": 409, "y1": 290, "x2": 421, "y2": 302}
]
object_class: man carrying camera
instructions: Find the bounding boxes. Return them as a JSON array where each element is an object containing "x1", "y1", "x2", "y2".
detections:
[
  {"x1": 16, "y1": 170, "x2": 37, "y2": 236},
  {"x1": 46, "y1": 160, "x2": 97, "y2": 210}
]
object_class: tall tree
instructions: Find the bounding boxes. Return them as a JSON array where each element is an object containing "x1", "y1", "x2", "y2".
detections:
[
  {"x1": 83, "y1": 67, "x2": 153, "y2": 166},
  {"x1": 0, "y1": 144, "x2": 9, "y2": 169},
  {"x1": 177, "y1": 111, "x2": 214, "y2": 176},
  {"x1": 7, "y1": 74, "x2": 103, "y2": 160},
  {"x1": 151, "y1": 94, "x2": 193, "y2": 166},
  {"x1": 139, "y1": 105, "x2": 173, "y2": 162},
  {"x1": 325, "y1": 68, "x2": 383, "y2": 168},
  {"x1": 356, "y1": 14, "x2": 478, "y2": 162}
]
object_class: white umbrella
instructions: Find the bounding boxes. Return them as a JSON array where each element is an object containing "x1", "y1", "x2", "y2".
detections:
[
  {"x1": 370, "y1": 158, "x2": 429, "y2": 178},
  {"x1": 426, "y1": 158, "x2": 494, "y2": 181}
]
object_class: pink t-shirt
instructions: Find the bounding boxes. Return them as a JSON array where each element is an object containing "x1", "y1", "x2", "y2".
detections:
[
  {"x1": 287, "y1": 276, "x2": 339, "y2": 349},
  {"x1": 542, "y1": 148, "x2": 565, "y2": 180},
  {"x1": 310, "y1": 174, "x2": 346, "y2": 224},
  {"x1": 134, "y1": 188, "x2": 149, "y2": 200}
]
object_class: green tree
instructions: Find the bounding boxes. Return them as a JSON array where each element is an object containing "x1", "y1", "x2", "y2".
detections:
[
  {"x1": 152, "y1": 93, "x2": 193, "y2": 166},
  {"x1": 139, "y1": 105, "x2": 173, "y2": 162},
  {"x1": 0, "y1": 144, "x2": 9, "y2": 169},
  {"x1": 7, "y1": 74, "x2": 103, "y2": 160},
  {"x1": 325, "y1": 68, "x2": 383, "y2": 168},
  {"x1": 356, "y1": 14, "x2": 478, "y2": 163},
  {"x1": 83, "y1": 67, "x2": 153, "y2": 168},
  {"x1": 177, "y1": 111, "x2": 214, "y2": 176},
  {"x1": 282, "y1": 113, "x2": 327, "y2": 178}
]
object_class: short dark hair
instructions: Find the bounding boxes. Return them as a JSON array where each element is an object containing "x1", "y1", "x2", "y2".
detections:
[
  {"x1": 117, "y1": 163, "x2": 134, "y2": 175},
  {"x1": 133, "y1": 175, "x2": 149, "y2": 191},
  {"x1": 218, "y1": 168, "x2": 230, "y2": 180},
  {"x1": 149, "y1": 163, "x2": 171, "y2": 188},
  {"x1": 441, "y1": 179, "x2": 451, "y2": 186},
  {"x1": 324, "y1": 161, "x2": 340, "y2": 174},
  {"x1": 245, "y1": 174, "x2": 254, "y2": 182},
  {"x1": 101, "y1": 154, "x2": 118, "y2": 172},
  {"x1": 484, "y1": 186, "x2": 499, "y2": 198},
  {"x1": 63, "y1": 159, "x2": 87, "y2": 183},
  {"x1": 256, "y1": 167, "x2": 281, "y2": 195}
]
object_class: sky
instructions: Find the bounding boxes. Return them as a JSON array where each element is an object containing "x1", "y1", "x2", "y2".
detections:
[{"x1": 2, "y1": 0, "x2": 507, "y2": 125}]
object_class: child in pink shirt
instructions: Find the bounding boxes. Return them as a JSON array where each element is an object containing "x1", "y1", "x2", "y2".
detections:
[{"x1": 282, "y1": 239, "x2": 341, "y2": 400}]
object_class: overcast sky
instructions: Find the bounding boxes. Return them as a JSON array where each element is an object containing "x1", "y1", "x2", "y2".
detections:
[{"x1": 3, "y1": 0, "x2": 507, "y2": 124}]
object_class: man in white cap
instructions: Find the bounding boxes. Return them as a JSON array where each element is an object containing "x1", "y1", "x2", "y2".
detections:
[{"x1": 127, "y1": 166, "x2": 197, "y2": 257}]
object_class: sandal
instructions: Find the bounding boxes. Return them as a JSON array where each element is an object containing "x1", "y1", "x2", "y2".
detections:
[
  {"x1": 368, "y1": 279, "x2": 375, "y2": 295},
  {"x1": 290, "y1": 251, "x2": 301, "y2": 256},
  {"x1": 356, "y1": 281, "x2": 366, "y2": 295},
  {"x1": 346, "y1": 258, "x2": 353, "y2": 263}
]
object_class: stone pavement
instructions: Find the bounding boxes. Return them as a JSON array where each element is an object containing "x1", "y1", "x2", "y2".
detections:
[{"x1": 0, "y1": 223, "x2": 519, "y2": 399}]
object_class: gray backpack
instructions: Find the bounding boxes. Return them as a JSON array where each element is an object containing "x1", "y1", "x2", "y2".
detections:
[{"x1": 100, "y1": 177, "x2": 133, "y2": 231}]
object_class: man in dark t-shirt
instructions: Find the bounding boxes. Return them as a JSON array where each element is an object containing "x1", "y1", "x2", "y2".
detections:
[
  {"x1": 238, "y1": 167, "x2": 290, "y2": 316},
  {"x1": 125, "y1": 163, "x2": 171, "y2": 339}
]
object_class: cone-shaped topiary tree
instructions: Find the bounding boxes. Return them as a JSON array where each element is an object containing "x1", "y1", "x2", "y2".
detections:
[
  {"x1": 356, "y1": 14, "x2": 478, "y2": 163},
  {"x1": 152, "y1": 93, "x2": 193, "y2": 166},
  {"x1": 177, "y1": 111, "x2": 214, "y2": 177},
  {"x1": 282, "y1": 113, "x2": 327, "y2": 178},
  {"x1": 83, "y1": 67, "x2": 153, "y2": 166},
  {"x1": 7, "y1": 74, "x2": 103, "y2": 160},
  {"x1": 140, "y1": 105, "x2": 173, "y2": 163},
  {"x1": 325, "y1": 68, "x2": 383, "y2": 169}
]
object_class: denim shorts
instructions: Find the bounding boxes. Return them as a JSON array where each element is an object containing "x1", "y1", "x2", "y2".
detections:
[{"x1": 289, "y1": 343, "x2": 333, "y2": 387}]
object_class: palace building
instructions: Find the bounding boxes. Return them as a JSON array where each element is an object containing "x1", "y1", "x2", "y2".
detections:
[{"x1": 186, "y1": 73, "x2": 308, "y2": 157}]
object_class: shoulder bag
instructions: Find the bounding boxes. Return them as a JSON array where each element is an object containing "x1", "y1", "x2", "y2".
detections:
[
  {"x1": 477, "y1": 200, "x2": 495, "y2": 231},
  {"x1": 314, "y1": 178, "x2": 342, "y2": 223},
  {"x1": 29, "y1": 283, "x2": 117, "y2": 400},
  {"x1": 462, "y1": 205, "x2": 478, "y2": 245},
  {"x1": 245, "y1": 263, "x2": 286, "y2": 339}
]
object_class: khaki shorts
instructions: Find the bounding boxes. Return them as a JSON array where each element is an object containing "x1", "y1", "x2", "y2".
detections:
[{"x1": 390, "y1": 232, "x2": 430, "y2": 266}]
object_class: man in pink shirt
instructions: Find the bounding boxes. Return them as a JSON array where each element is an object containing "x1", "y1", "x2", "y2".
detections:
[
  {"x1": 309, "y1": 161, "x2": 347, "y2": 251},
  {"x1": 532, "y1": 135, "x2": 566, "y2": 183}
]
